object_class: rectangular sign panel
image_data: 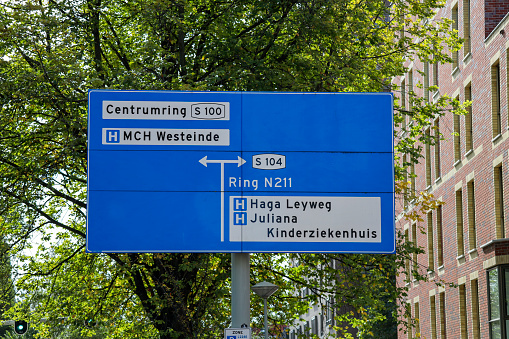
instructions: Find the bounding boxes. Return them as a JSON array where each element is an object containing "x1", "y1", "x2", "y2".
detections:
[
  {"x1": 224, "y1": 328, "x2": 251, "y2": 339},
  {"x1": 102, "y1": 101, "x2": 230, "y2": 120},
  {"x1": 87, "y1": 90, "x2": 395, "y2": 253},
  {"x1": 101, "y1": 128, "x2": 230, "y2": 145},
  {"x1": 229, "y1": 196, "x2": 381, "y2": 242}
]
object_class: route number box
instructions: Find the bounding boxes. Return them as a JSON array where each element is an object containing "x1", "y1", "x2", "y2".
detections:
[{"x1": 87, "y1": 90, "x2": 394, "y2": 253}]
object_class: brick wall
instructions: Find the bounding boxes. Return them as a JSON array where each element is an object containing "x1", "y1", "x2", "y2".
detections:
[
  {"x1": 485, "y1": 0, "x2": 509, "y2": 38},
  {"x1": 395, "y1": 0, "x2": 509, "y2": 338}
]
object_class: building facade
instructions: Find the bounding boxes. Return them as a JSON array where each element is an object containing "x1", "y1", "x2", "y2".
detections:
[{"x1": 396, "y1": 1, "x2": 509, "y2": 338}]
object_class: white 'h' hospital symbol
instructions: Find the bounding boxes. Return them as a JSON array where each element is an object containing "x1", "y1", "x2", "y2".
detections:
[
  {"x1": 106, "y1": 130, "x2": 120, "y2": 143},
  {"x1": 233, "y1": 198, "x2": 247, "y2": 226},
  {"x1": 234, "y1": 198, "x2": 247, "y2": 211}
]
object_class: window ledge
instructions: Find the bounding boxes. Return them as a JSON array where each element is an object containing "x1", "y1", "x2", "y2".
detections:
[
  {"x1": 456, "y1": 254, "x2": 465, "y2": 260},
  {"x1": 454, "y1": 159, "x2": 462, "y2": 167},
  {"x1": 452, "y1": 67, "x2": 460, "y2": 79},
  {"x1": 465, "y1": 149, "x2": 474, "y2": 158},
  {"x1": 434, "y1": 177, "x2": 442, "y2": 184},
  {"x1": 492, "y1": 134, "x2": 502, "y2": 143},
  {"x1": 469, "y1": 248, "x2": 478, "y2": 260},
  {"x1": 481, "y1": 238, "x2": 509, "y2": 249},
  {"x1": 437, "y1": 265, "x2": 445, "y2": 276},
  {"x1": 463, "y1": 52, "x2": 472, "y2": 65},
  {"x1": 432, "y1": 91, "x2": 440, "y2": 103}
]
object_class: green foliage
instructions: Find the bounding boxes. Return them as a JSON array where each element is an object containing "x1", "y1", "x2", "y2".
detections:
[
  {"x1": 0, "y1": 0, "x2": 462, "y2": 338},
  {"x1": 0, "y1": 240, "x2": 14, "y2": 318},
  {"x1": 0, "y1": 325, "x2": 37, "y2": 339}
]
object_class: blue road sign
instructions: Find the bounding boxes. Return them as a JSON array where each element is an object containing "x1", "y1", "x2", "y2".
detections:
[{"x1": 87, "y1": 90, "x2": 395, "y2": 253}]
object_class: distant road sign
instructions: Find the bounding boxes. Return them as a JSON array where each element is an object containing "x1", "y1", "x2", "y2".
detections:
[
  {"x1": 87, "y1": 90, "x2": 394, "y2": 253},
  {"x1": 224, "y1": 328, "x2": 251, "y2": 339}
]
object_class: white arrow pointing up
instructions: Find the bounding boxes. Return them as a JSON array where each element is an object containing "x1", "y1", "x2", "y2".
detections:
[
  {"x1": 199, "y1": 155, "x2": 247, "y2": 242},
  {"x1": 199, "y1": 156, "x2": 246, "y2": 167}
]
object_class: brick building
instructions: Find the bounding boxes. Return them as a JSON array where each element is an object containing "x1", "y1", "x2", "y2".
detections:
[{"x1": 396, "y1": 0, "x2": 509, "y2": 338}]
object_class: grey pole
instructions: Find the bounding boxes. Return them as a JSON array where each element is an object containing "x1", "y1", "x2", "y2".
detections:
[
  {"x1": 251, "y1": 281, "x2": 279, "y2": 339},
  {"x1": 264, "y1": 298, "x2": 268, "y2": 339},
  {"x1": 231, "y1": 252, "x2": 250, "y2": 328}
]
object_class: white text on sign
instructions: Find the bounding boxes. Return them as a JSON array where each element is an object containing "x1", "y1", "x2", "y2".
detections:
[{"x1": 229, "y1": 177, "x2": 292, "y2": 191}]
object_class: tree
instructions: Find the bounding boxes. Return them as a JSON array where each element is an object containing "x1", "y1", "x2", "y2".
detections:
[
  {"x1": 0, "y1": 234, "x2": 15, "y2": 337},
  {"x1": 0, "y1": 0, "x2": 462, "y2": 338}
]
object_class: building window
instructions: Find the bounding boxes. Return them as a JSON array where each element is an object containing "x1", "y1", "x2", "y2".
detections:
[
  {"x1": 411, "y1": 163, "x2": 416, "y2": 198},
  {"x1": 401, "y1": 79, "x2": 407, "y2": 130},
  {"x1": 433, "y1": 60, "x2": 439, "y2": 89},
  {"x1": 439, "y1": 291, "x2": 447, "y2": 338},
  {"x1": 428, "y1": 212, "x2": 435, "y2": 270},
  {"x1": 403, "y1": 155, "x2": 408, "y2": 208},
  {"x1": 426, "y1": 128, "x2": 432, "y2": 187},
  {"x1": 405, "y1": 228, "x2": 411, "y2": 281},
  {"x1": 495, "y1": 165, "x2": 505, "y2": 239},
  {"x1": 468, "y1": 180, "x2": 477, "y2": 250},
  {"x1": 407, "y1": 303, "x2": 412, "y2": 339},
  {"x1": 486, "y1": 267, "x2": 509, "y2": 338},
  {"x1": 452, "y1": 5, "x2": 459, "y2": 70},
  {"x1": 430, "y1": 295, "x2": 437, "y2": 339},
  {"x1": 409, "y1": 69, "x2": 414, "y2": 112},
  {"x1": 414, "y1": 302, "x2": 420, "y2": 338},
  {"x1": 311, "y1": 316, "x2": 318, "y2": 335},
  {"x1": 412, "y1": 223, "x2": 418, "y2": 274},
  {"x1": 456, "y1": 189, "x2": 465, "y2": 257},
  {"x1": 454, "y1": 107, "x2": 461, "y2": 163},
  {"x1": 490, "y1": 271, "x2": 501, "y2": 336},
  {"x1": 434, "y1": 119, "x2": 441, "y2": 179},
  {"x1": 492, "y1": 62, "x2": 501, "y2": 138},
  {"x1": 326, "y1": 297, "x2": 334, "y2": 326},
  {"x1": 463, "y1": 0, "x2": 471, "y2": 55},
  {"x1": 437, "y1": 205, "x2": 444, "y2": 267},
  {"x1": 320, "y1": 314, "x2": 323, "y2": 336},
  {"x1": 459, "y1": 283, "x2": 468, "y2": 339},
  {"x1": 471, "y1": 278, "x2": 481, "y2": 339},
  {"x1": 465, "y1": 83, "x2": 473, "y2": 152},
  {"x1": 424, "y1": 62, "x2": 430, "y2": 101}
]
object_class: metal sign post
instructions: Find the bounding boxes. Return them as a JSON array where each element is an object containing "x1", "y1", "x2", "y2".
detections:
[
  {"x1": 87, "y1": 90, "x2": 395, "y2": 335},
  {"x1": 231, "y1": 253, "x2": 250, "y2": 328}
]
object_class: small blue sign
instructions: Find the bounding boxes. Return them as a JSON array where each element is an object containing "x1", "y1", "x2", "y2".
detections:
[{"x1": 87, "y1": 90, "x2": 395, "y2": 253}]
